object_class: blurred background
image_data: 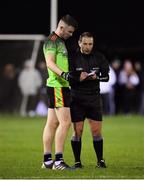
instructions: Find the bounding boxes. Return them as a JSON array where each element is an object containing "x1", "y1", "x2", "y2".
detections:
[{"x1": 0, "y1": 0, "x2": 144, "y2": 116}]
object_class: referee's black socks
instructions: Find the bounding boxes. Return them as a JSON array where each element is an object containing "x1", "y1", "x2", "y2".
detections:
[
  {"x1": 93, "y1": 136, "x2": 103, "y2": 162},
  {"x1": 71, "y1": 136, "x2": 81, "y2": 163}
]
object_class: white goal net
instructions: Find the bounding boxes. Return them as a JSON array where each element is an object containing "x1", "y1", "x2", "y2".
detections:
[{"x1": 0, "y1": 34, "x2": 47, "y2": 115}]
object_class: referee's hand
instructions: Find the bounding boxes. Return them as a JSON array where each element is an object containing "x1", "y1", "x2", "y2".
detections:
[{"x1": 80, "y1": 72, "x2": 88, "y2": 81}]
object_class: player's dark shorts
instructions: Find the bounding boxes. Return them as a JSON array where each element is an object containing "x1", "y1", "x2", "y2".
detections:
[
  {"x1": 70, "y1": 93, "x2": 102, "y2": 122},
  {"x1": 46, "y1": 86, "x2": 70, "y2": 108}
]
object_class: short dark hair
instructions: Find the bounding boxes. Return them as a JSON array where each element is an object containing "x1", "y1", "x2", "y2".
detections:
[
  {"x1": 61, "y1": 14, "x2": 78, "y2": 30},
  {"x1": 79, "y1": 32, "x2": 94, "y2": 42}
]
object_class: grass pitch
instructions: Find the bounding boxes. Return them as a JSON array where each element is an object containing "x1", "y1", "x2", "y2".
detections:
[{"x1": 0, "y1": 114, "x2": 144, "y2": 179}]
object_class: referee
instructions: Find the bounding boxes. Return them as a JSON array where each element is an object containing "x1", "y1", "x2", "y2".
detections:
[{"x1": 69, "y1": 32, "x2": 109, "y2": 169}]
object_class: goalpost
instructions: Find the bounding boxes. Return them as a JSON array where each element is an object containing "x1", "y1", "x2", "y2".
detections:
[
  {"x1": 0, "y1": 1, "x2": 58, "y2": 115},
  {"x1": 0, "y1": 34, "x2": 46, "y2": 67},
  {"x1": 0, "y1": 34, "x2": 46, "y2": 116}
]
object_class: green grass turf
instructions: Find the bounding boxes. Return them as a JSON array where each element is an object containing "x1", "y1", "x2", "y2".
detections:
[{"x1": 0, "y1": 114, "x2": 144, "y2": 179}]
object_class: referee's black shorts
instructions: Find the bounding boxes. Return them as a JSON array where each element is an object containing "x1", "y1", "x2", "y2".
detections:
[
  {"x1": 70, "y1": 93, "x2": 102, "y2": 122},
  {"x1": 47, "y1": 86, "x2": 70, "y2": 108}
]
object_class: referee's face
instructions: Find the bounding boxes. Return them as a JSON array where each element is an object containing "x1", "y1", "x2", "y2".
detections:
[{"x1": 79, "y1": 37, "x2": 94, "y2": 54}]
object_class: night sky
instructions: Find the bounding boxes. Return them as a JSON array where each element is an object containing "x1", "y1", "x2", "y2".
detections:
[{"x1": 0, "y1": 0, "x2": 144, "y2": 60}]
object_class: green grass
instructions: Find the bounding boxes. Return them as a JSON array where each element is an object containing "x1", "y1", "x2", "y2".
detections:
[{"x1": 0, "y1": 114, "x2": 144, "y2": 179}]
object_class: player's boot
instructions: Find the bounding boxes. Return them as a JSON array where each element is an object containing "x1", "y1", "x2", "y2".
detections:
[
  {"x1": 41, "y1": 161, "x2": 53, "y2": 169},
  {"x1": 52, "y1": 161, "x2": 71, "y2": 170},
  {"x1": 96, "y1": 159, "x2": 106, "y2": 168}
]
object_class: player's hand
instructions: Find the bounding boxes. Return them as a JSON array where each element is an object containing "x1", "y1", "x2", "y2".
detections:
[
  {"x1": 61, "y1": 71, "x2": 81, "y2": 81},
  {"x1": 60, "y1": 72, "x2": 71, "y2": 81}
]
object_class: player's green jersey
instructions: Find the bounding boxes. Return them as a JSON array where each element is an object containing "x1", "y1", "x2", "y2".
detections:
[{"x1": 43, "y1": 32, "x2": 69, "y2": 87}]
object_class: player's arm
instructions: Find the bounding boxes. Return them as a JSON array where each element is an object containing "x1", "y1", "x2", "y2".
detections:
[
  {"x1": 45, "y1": 52, "x2": 63, "y2": 76},
  {"x1": 45, "y1": 52, "x2": 80, "y2": 81}
]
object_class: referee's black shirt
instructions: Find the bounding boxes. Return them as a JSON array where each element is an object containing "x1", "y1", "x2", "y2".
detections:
[{"x1": 69, "y1": 50, "x2": 109, "y2": 96}]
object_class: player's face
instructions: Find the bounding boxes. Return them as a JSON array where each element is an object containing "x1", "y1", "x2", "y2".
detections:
[
  {"x1": 62, "y1": 25, "x2": 75, "y2": 40},
  {"x1": 79, "y1": 37, "x2": 94, "y2": 54}
]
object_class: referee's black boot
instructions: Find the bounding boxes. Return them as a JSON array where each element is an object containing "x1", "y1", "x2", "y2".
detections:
[
  {"x1": 96, "y1": 159, "x2": 106, "y2": 168},
  {"x1": 72, "y1": 162, "x2": 83, "y2": 169}
]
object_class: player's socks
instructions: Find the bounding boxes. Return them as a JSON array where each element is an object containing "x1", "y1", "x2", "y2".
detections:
[
  {"x1": 71, "y1": 136, "x2": 81, "y2": 163},
  {"x1": 42, "y1": 153, "x2": 53, "y2": 169},
  {"x1": 55, "y1": 153, "x2": 63, "y2": 164},
  {"x1": 93, "y1": 136, "x2": 103, "y2": 162},
  {"x1": 44, "y1": 153, "x2": 53, "y2": 163}
]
